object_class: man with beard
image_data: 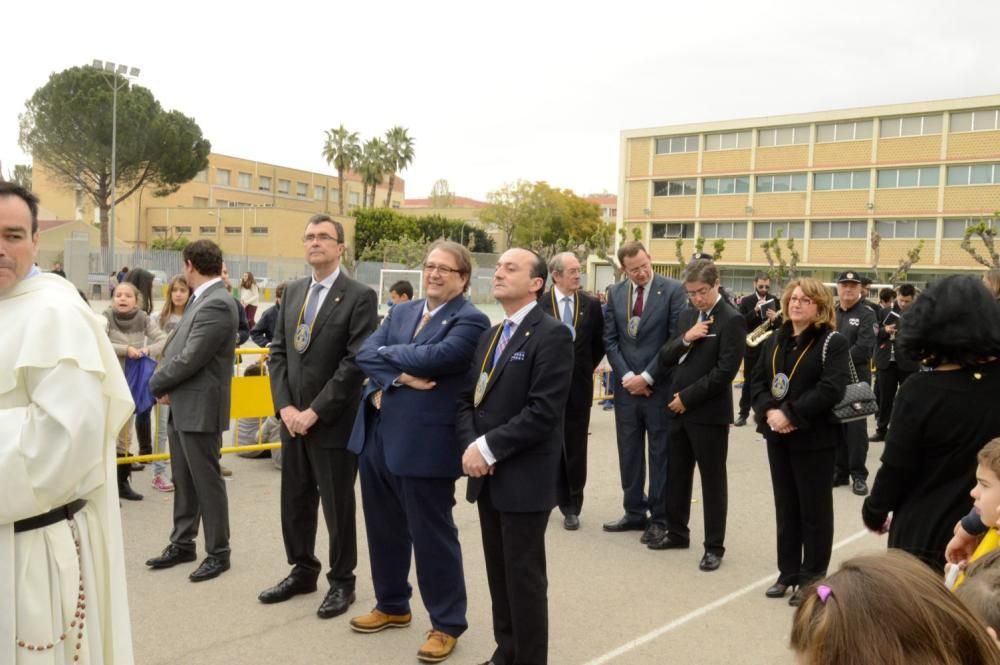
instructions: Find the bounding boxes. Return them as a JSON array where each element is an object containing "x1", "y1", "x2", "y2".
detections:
[{"x1": 736, "y1": 273, "x2": 777, "y2": 426}]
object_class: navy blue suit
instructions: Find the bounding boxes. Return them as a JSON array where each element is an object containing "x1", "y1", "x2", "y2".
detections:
[{"x1": 348, "y1": 296, "x2": 489, "y2": 637}]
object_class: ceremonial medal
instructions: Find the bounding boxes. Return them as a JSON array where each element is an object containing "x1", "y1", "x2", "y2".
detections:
[
  {"x1": 627, "y1": 316, "x2": 641, "y2": 338},
  {"x1": 771, "y1": 373, "x2": 790, "y2": 400},
  {"x1": 474, "y1": 372, "x2": 489, "y2": 406},
  {"x1": 293, "y1": 323, "x2": 312, "y2": 353}
]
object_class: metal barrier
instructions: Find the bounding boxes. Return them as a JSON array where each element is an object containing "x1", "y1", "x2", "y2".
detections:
[{"x1": 593, "y1": 368, "x2": 614, "y2": 402}]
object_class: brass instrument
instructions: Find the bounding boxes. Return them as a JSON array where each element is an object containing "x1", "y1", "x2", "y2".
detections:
[{"x1": 746, "y1": 308, "x2": 782, "y2": 347}]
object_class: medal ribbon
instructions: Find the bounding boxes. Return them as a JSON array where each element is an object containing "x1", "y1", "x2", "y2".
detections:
[
  {"x1": 551, "y1": 290, "x2": 580, "y2": 330},
  {"x1": 771, "y1": 338, "x2": 816, "y2": 394}
]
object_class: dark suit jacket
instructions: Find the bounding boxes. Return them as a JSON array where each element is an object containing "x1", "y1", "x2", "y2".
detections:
[
  {"x1": 835, "y1": 300, "x2": 876, "y2": 382},
  {"x1": 269, "y1": 272, "x2": 378, "y2": 449},
  {"x1": 149, "y1": 280, "x2": 238, "y2": 433},
  {"x1": 347, "y1": 296, "x2": 490, "y2": 478},
  {"x1": 456, "y1": 305, "x2": 574, "y2": 512},
  {"x1": 874, "y1": 305, "x2": 920, "y2": 372},
  {"x1": 739, "y1": 292, "x2": 778, "y2": 334},
  {"x1": 604, "y1": 274, "x2": 686, "y2": 386},
  {"x1": 540, "y1": 289, "x2": 604, "y2": 412},
  {"x1": 658, "y1": 297, "x2": 746, "y2": 426}
]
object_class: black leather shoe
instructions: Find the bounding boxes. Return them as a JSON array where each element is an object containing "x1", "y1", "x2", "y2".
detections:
[
  {"x1": 788, "y1": 588, "x2": 805, "y2": 607},
  {"x1": 563, "y1": 514, "x2": 580, "y2": 531},
  {"x1": 734, "y1": 415, "x2": 748, "y2": 427},
  {"x1": 118, "y1": 482, "x2": 143, "y2": 501},
  {"x1": 765, "y1": 582, "x2": 791, "y2": 598},
  {"x1": 146, "y1": 544, "x2": 197, "y2": 569},
  {"x1": 647, "y1": 534, "x2": 690, "y2": 550},
  {"x1": 852, "y1": 478, "x2": 869, "y2": 496},
  {"x1": 189, "y1": 556, "x2": 230, "y2": 582},
  {"x1": 317, "y1": 586, "x2": 356, "y2": 619},
  {"x1": 869, "y1": 431, "x2": 886, "y2": 442},
  {"x1": 699, "y1": 552, "x2": 723, "y2": 571},
  {"x1": 602, "y1": 515, "x2": 647, "y2": 532},
  {"x1": 258, "y1": 575, "x2": 318, "y2": 604},
  {"x1": 639, "y1": 523, "x2": 666, "y2": 545}
]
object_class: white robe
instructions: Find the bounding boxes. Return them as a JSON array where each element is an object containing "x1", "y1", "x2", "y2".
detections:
[{"x1": 0, "y1": 274, "x2": 135, "y2": 664}]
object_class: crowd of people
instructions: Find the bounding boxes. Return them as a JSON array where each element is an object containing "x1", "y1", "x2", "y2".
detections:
[{"x1": 7, "y1": 176, "x2": 1000, "y2": 663}]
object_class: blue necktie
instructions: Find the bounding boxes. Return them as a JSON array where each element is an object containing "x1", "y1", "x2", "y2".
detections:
[
  {"x1": 303, "y1": 283, "x2": 325, "y2": 325},
  {"x1": 493, "y1": 320, "x2": 513, "y2": 367},
  {"x1": 562, "y1": 296, "x2": 574, "y2": 329}
]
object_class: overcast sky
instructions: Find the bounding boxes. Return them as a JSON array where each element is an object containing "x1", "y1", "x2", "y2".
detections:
[{"x1": 4, "y1": 0, "x2": 1000, "y2": 202}]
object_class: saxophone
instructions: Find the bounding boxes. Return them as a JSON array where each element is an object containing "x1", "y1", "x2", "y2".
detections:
[{"x1": 746, "y1": 308, "x2": 782, "y2": 348}]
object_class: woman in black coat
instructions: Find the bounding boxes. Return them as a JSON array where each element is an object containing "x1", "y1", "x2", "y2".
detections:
[
  {"x1": 863, "y1": 276, "x2": 1000, "y2": 571},
  {"x1": 751, "y1": 277, "x2": 850, "y2": 606}
]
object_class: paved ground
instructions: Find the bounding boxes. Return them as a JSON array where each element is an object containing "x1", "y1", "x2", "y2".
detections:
[{"x1": 120, "y1": 393, "x2": 888, "y2": 665}]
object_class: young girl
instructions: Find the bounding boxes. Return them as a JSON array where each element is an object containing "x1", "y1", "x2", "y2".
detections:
[
  {"x1": 790, "y1": 550, "x2": 1000, "y2": 664},
  {"x1": 149, "y1": 275, "x2": 191, "y2": 492},
  {"x1": 240, "y1": 271, "x2": 259, "y2": 328},
  {"x1": 105, "y1": 281, "x2": 167, "y2": 500}
]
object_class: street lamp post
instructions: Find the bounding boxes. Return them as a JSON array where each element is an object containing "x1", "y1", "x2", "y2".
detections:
[{"x1": 91, "y1": 60, "x2": 140, "y2": 272}]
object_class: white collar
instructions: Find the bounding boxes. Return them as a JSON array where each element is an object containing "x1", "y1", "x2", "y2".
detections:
[
  {"x1": 310, "y1": 267, "x2": 341, "y2": 290},
  {"x1": 553, "y1": 285, "x2": 575, "y2": 302},
  {"x1": 421, "y1": 297, "x2": 449, "y2": 319},
  {"x1": 503, "y1": 300, "x2": 538, "y2": 328},
  {"x1": 193, "y1": 276, "x2": 223, "y2": 300}
]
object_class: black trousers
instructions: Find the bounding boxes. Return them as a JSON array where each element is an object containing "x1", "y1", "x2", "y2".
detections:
[
  {"x1": 613, "y1": 386, "x2": 672, "y2": 525},
  {"x1": 875, "y1": 363, "x2": 914, "y2": 434},
  {"x1": 834, "y1": 419, "x2": 869, "y2": 481},
  {"x1": 558, "y1": 407, "x2": 592, "y2": 517},
  {"x1": 665, "y1": 420, "x2": 729, "y2": 555},
  {"x1": 280, "y1": 435, "x2": 358, "y2": 588},
  {"x1": 767, "y1": 441, "x2": 835, "y2": 587},
  {"x1": 478, "y1": 487, "x2": 550, "y2": 665},
  {"x1": 738, "y1": 348, "x2": 761, "y2": 418}
]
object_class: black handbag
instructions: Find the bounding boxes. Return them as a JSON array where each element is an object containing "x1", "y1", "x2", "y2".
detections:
[{"x1": 822, "y1": 332, "x2": 879, "y2": 424}]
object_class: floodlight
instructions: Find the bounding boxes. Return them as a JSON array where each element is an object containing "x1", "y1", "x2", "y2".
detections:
[
  {"x1": 104, "y1": 62, "x2": 115, "y2": 72},
  {"x1": 129, "y1": 67, "x2": 140, "y2": 77},
  {"x1": 92, "y1": 59, "x2": 103, "y2": 69}
]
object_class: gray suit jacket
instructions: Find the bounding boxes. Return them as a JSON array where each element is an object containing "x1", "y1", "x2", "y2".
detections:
[
  {"x1": 269, "y1": 272, "x2": 378, "y2": 449},
  {"x1": 604, "y1": 273, "x2": 686, "y2": 386},
  {"x1": 149, "y1": 280, "x2": 239, "y2": 433}
]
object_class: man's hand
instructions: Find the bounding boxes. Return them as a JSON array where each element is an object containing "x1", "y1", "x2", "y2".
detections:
[
  {"x1": 668, "y1": 393, "x2": 686, "y2": 414},
  {"x1": 399, "y1": 373, "x2": 436, "y2": 390},
  {"x1": 765, "y1": 408, "x2": 796, "y2": 434},
  {"x1": 290, "y1": 408, "x2": 319, "y2": 436},
  {"x1": 683, "y1": 316, "x2": 713, "y2": 344},
  {"x1": 156, "y1": 394, "x2": 171, "y2": 406},
  {"x1": 945, "y1": 520, "x2": 982, "y2": 567},
  {"x1": 280, "y1": 405, "x2": 302, "y2": 435},
  {"x1": 126, "y1": 345, "x2": 143, "y2": 359},
  {"x1": 765, "y1": 309, "x2": 778, "y2": 321},
  {"x1": 622, "y1": 374, "x2": 650, "y2": 396},
  {"x1": 884, "y1": 323, "x2": 898, "y2": 335},
  {"x1": 462, "y1": 444, "x2": 494, "y2": 478}
]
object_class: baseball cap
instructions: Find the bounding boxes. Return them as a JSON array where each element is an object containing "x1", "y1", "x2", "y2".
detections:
[{"x1": 836, "y1": 271, "x2": 862, "y2": 284}]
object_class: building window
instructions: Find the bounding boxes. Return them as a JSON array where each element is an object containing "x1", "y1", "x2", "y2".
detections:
[
  {"x1": 816, "y1": 120, "x2": 873, "y2": 143},
  {"x1": 216, "y1": 169, "x2": 231, "y2": 186},
  {"x1": 654, "y1": 135, "x2": 699, "y2": 154},
  {"x1": 199, "y1": 226, "x2": 216, "y2": 235},
  {"x1": 704, "y1": 131, "x2": 752, "y2": 151},
  {"x1": 259, "y1": 176, "x2": 272, "y2": 192},
  {"x1": 192, "y1": 196, "x2": 209, "y2": 208},
  {"x1": 951, "y1": 109, "x2": 1000, "y2": 133},
  {"x1": 278, "y1": 179, "x2": 290, "y2": 194},
  {"x1": 814, "y1": 170, "x2": 870, "y2": 191},
  {"x1": 651, "y1": 223, "x2": 692, "y2": 238},
  {"x1": 875, "y1": 219, "x2": 937, "y2": 239},
  {"x1": 315, "y1": 185, "x2": 326, "y2": 200},
  {"x1": 943, "y1": 217, "x2": 994, "y2": 238},
  {"x1": 758, "y1": 126, "x2": 809, "y2": 147},
  {"x1": 151, "y1": 225, "x2": 168, "y2": 234},
  {"x1": 810, "y1": 220, "x2": 868, "y2": 239},
  {"x1": 946, "y1": 163, "x2": 1000, "y2": 186},
  {"x1": 174, "y1": 226, "x2": 192, "y2": 235},
  {"x1": 876, "y1": 167, "x2": 939, "y2": 188},
  {"x1": 702, "y1": 176, "x2": 749, "y2": 195},
  {"x1": 297, "y1": 182, "x2": 308, "y2": 197},
  {"x1": 215, "y1": 199, "x2": 228, "y2": 207},
  {"x1": 193, "y1": 169, "x2": 207, "y2": 183},
  {"x1": 756, "y1": 173, "x2": 808, "y2": 193},
  {"x1": 653, "y1": 179, "x2": 697, "y2": 197},
  {"x1": 237, "y1": 172, "x2": 252, "y2": 189},
  {"x1": 700, "y1": 222, "x2": 747, "y2": 239},
  {"x1": 250, "y1": 226, "x2": 268, "y2": 236},
  {"x1": 349, "y1": 191, "x2": 360, "y2": 206},
  {"x1": 330, "y1": 189, "x2": 340, "y2": 202},
  {"x1": 752, "y1": 221, "x2": 805, "y2": 239},
  {"x1": 224, "y1": 226, "x2": 242, "y2": 235},
  {"x1": 879, "y1": 114, "x2": 943, "y2": 138}
]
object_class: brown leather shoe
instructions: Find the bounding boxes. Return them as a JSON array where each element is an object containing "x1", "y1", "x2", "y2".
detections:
[
  {"x1": 417, "y1": 630, "x2": 457, "y2": 663},
  {"x1": 349, "y1": 608, "x2": 412, "y2": 633}
]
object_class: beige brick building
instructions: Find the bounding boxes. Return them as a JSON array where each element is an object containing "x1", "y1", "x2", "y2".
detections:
[{"x1": 618, "y1": 94, "x2": 1000, "y2": 293}]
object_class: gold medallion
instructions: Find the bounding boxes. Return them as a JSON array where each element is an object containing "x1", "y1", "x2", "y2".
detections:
[
  {"x1": 293, "y1": 323, "x2": 312, "y2": 353},
  {"x1": 627, "y1": 316, "x2": 641, "y2": 338},
  {"x1": 474, "y1": 372, "x2": 489, "y2": 406},
  {"x1": 771, "y1": 373, "x2": 790, "y2": 400}
]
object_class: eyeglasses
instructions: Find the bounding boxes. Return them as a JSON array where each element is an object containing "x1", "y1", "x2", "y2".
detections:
[
  {"x1": 788, "y1": 296, "x2": 815, "y2": 306},
  {"x1": 423, "y1": 263, "x2": 461, "y2": 276},
  {"x1": 686, "y1": 285, "x2": 712, "y2": 298},
  {"x1": 302, "y1": 233, "x2": 342, "y2": 244}
]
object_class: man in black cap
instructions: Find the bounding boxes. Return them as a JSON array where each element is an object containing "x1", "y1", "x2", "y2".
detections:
[{"x1": 833, "y1": 271, "x2": 876, "y2": 496}]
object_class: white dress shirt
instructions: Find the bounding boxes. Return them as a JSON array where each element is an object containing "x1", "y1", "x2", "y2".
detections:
[
  {"x1": 622, "y1": 279, "x2": 656, "y2": 387},
  {"x1": 305, "y1": 267, "x2": 341, "y2": 315}
]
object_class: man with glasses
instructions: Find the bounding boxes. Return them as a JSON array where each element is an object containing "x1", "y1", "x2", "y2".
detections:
[
  {"x1": 603, "y1": 242, "x2": 686, "y2": 546},
  {"x1": 346, "y1": 241, "x2": 489, "y2": 662},
  {"x1": 736, "y1": 273, "x2": 777, "y2": 426},
  {"x1": 260, "y1": 214, "x2": 378, "y2": 620}
]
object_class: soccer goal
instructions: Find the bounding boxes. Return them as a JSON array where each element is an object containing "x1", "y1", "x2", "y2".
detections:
[{"x1": 378, "y1": 268, "x2": 424, "y2": 303}]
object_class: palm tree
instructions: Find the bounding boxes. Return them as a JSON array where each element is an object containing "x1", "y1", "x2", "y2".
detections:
[
  {"x1": 383, "y1": 126, "x2": 415, "y2": 207},
  {"x1": 321, "y1": 125, "x2": 361, "y2": 215},
  {"x1": 359, "y1": 138, "x2": 389, "y2": 208}
]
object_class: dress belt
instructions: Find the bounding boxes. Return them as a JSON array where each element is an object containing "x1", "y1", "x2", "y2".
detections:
[{"x1": 13, "y1": 499, "x2": 87, "y2": 533}]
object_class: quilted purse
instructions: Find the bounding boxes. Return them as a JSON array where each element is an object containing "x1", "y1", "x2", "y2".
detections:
[{"x1": 822, "y1": 331, "x2": 878, "y2": 424}]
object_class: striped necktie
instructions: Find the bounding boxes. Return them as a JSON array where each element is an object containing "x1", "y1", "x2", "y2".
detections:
[
  {"x1": 413, "y1": 312, "x2": 432, "y2": 339},
  {"x1": 493, "y1": 320, "x2": 514, "y2": 367}
]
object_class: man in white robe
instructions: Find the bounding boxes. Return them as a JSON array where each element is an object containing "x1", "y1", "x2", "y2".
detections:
[{"x1": 0, "y1": 182, "x2": 135, "y2": 664}]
